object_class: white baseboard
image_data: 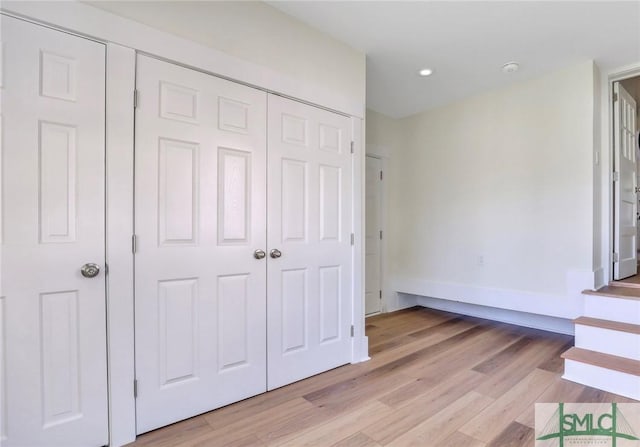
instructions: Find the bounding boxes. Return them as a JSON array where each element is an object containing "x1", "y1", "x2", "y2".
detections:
[
  {"x1": 593, "y1": 267, "x2": 606, "y2": 290},
  {"x1": 411, "y1": 295, "x2": 575, "y2": 335},
  {"x1": 384, "y1": 291, "x2": 418, "y2": 313},
  {"x1": 391, "y1": 276, "x2": 586, "y2": 320}
]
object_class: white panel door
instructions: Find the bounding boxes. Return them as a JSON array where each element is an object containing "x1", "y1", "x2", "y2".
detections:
[
  {"x1": 1, "y1": 15, "x2": 108, "y2": 446},
  {"x1": 365, "y1": 156, "x2": 382, "y2": 315},
  {"x1": 134, "y1": 55, "x2": 268, "y2": 433},
  {"x1": 614, "y1": 82, "x2": 638, "y2": 280},
  {"x1": 267, "y1": 94, "x2": 353, "y2": 390}
]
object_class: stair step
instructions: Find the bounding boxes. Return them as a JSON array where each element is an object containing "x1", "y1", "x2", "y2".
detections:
[
  {"x1": 582, "y1": 286, "x2": 640, "y2": 301},
  {"x1": 610, "y1": 279, "x2": 640, "y2": 289},
  {"x1": 561, "y1": 347, "x2": 640, "y2": 376},
  {"x1": 563, "y1": 359, "x2": 640, "y2": 400},
  {"x1": 584, "y1": 292, "x2": 640, "y2": 325},
  {"x1": 574, "y1": 316, "x2": 640, "y2": 335}
]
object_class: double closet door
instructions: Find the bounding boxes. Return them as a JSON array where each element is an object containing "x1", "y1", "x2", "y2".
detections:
[{"x1": 134, "y1": 55, "x2": 353, "y2": 433}]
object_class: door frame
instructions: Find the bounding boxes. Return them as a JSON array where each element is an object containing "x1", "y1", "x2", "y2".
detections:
[
  {"x1": 365, "y1": 154, "x2": 385, "y2": 315},
  {"x1": 605, "y1": 64, "x2": 640, "y2": 286},
  {"x1": 0, "y1": 4, "x2": 366, "y2": 446}
]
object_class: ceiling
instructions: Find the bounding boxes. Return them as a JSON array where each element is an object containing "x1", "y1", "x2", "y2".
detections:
[{"x1": 268, "y1": 1, "x2": 640, "y2": 118}]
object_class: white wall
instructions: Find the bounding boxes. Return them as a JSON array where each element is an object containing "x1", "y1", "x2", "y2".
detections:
[
  {"x1": 383, "y1": 61, "x2": 598, "y2": 319},
  {"x1": 86, "y1": 0, "x2": 365, "y2": 111}
]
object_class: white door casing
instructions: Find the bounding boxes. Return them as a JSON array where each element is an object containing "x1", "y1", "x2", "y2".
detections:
[
  {"x1": 365, "y1": 156, "x2": 383, "y2": 315},
  {"x1": 266, "y1": 94, "x2": 353, "y2": 390},
  {"x1": 134, "y1": 55, "x2": 268, "y2": 434},
  {"x1": 614, "y1": 82, "x2": 638, "y2": 280},
  {"x1": 1, "y1": 14, "x2": 108, "y2": 446}
]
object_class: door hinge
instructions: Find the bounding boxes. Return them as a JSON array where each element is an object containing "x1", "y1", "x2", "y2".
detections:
[
  {"x1": 613, "y1": 252, "x2": 620, "y2": 263},
  {"x1": 613, "y1": 171, "x2": 620, "y2": 182},
  {"x1": 350, "y1": 141, "x2": 354, "y2": 154},
  {"x1": 134, "y1": 90, "x2": 139, "y2": 109},
  {"x1": 350, "y1": 325, "x2": 355, "y2": 337},
  {"x1": 133, "y1": 379, "x2": 138, "y2": 398},
  {"x1": 350, "y1": 233, "x2": 355, "y2": 246},
  {"x1": 104, "y1": 263, "x2": 109, "y2": 276},
  {"x1": 380, "y1": 170, "x2": 383, "y2": 181},
  {"x1": 613, "y1": 92, "x2": 618, "y2": 102},
  {"x1": 379, "y1": 230, "x2": 383, "y2": 240},
  {"x1": 379, "y1": 290, "x2": 382, "y2": 299},
  {"x1": 132, "y1": 234, "x2": 137, "y2": 254}
]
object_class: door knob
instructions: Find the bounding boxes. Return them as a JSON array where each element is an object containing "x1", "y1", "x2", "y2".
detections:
[
  {"x1": 80, "y1": 263, "x2": 100, "y2": 278},
  {"x1": 270, "y1": 249, "x2": 282, "y2": 259},
  {"x1": 254, "y1": 249, "x2": 266, "y2": 259}
]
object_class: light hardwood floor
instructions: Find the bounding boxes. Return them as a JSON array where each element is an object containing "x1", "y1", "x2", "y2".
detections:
[{"x1": 127, "y1": 307, "x2": 637, "y2": 447}]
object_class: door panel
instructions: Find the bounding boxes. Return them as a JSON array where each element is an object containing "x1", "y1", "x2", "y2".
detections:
[
  {"x1": 1, "y1": 15, "x2": 108, "y2": 446},
  {"x1": 614, "y1": 82, "x2": 638, "y2": 279},
  {"x1": 267, "y1": 95, "x2": 352, "y2": 390},
  {"x1": 134, "y1": 55, "x2": 268, "y2": 433},
  {"x1": 365, "y1": 156, "x2": 383, "y2": 315}
]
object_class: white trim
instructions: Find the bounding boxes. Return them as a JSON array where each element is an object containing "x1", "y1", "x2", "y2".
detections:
[
  {"x1": 1, "y1": 1, "x2": 364, "y2": 119},
  {"x1": 351, "y1": 117, "x2": 369, "y2": 363},
  {"x1": 414, "y1": 296, "x2": 574, "y2": 335},
  {"x1": 391, "y1": 275, "x2": 586, "y2": 320},
  {"x1": 105, "y1": 43, "x2": 136, "y2": 447}
]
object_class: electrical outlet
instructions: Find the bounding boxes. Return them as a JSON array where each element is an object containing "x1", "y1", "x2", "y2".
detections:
[{"x1": 477, "y1": 255, "x2": 484, "y2": 266}]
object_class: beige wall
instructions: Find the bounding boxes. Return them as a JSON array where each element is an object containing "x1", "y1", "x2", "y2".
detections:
[
  {"x1": 87, "y1": 0, "x2": 366, "y2": 107},
  {"x1": 378, "y1": 61, "x2": 596, "y2": 298}
]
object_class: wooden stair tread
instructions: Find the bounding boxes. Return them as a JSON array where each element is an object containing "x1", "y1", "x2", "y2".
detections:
[
  {"x1": 562, "y1": 347, "x2": 640, "y2": 376},
  {"x1": 574, "y1": 317, "x2": 640, "y2": 335},
  {"x1": 582, "y1": 286, "x2": 640, "y2": 301}
]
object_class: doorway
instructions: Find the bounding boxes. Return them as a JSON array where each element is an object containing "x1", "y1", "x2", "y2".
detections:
[
  {"x1": 612, "y1": 76, "x2": 640, "y2": 281},
  {"x1": 365, "y1": 155, "x2": 383, "y2": 315}
]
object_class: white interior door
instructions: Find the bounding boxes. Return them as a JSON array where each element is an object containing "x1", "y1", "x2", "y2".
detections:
[
  {"x1": 614, "y1": 82, "x2": 638, "y2": 280},
  {"x1": 266, "y1": 94, "x2": 353, "y2": 390},
  {"x1": 134, "y1": 55, "x2": 268, "y2": 433},
  {"x1": 365, "y1": 156, "x2": 383, "y2": 315},
  {"x1": 1, "y1": 15, "x2": 108, "y2": 446}
]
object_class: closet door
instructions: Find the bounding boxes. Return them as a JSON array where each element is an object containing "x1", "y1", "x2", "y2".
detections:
[
  {"x1": 1, "y1": 15, "x2": 108, "y2": 446},
  {"x1": 134, "y1": 55, "x2": 267, "y2": 433},
  {"x1": 267, "y1": 95, "x2": 353, "y2": 390}
]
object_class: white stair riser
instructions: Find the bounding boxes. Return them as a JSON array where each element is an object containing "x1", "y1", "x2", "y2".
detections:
[
  {"x1": 563, "y1": 360, "x2": 640, "y2": 400},
  {"x1": 584, "y1": 296, "x2": 640, "y2": 325},
  {"x1": 574, "y1": 325, "x2": 640, "y2": 361}
]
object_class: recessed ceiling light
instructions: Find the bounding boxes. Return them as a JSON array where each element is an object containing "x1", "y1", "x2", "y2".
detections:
[
  {"x1": 418, "y1": 68, "x2": 434, "y2": 77},
  {"x1": 502, "y1": 62, "x2": 520, "y2": 74}
]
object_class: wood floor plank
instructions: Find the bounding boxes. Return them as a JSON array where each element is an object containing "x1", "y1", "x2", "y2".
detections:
[
  {"x1": 401, "y1": 324, "x2": 524, "y2": 380},
  {"x1": 331, "y1": 433, "x2": 381, "y2": 447},
  {"x1": 515, "y1": 375, "x2": 586, "y2": 428},
  {"x1": 200, "y1": 397, "x2": 318, "y2": 445},
  {"x1": 386, "y1": 391, "x2": 494, "y2": 447},
  {"x1": 272, "y1": 400, "x2": 393, "y2": 447},
  {"x1": 438, "y1": 431, "x2": 486, "y2": 447},
  {"x1": 485, "y1": 421, "x2": 534, "y2": 447},
  {"x1": 130, "y1": 416, "x2": 212, "y2": 447},
  {"x1": 473, "y1": 336, "x2": 569, "y2": 399},
  {"x1": 472, "y1": 336, "x2": 536, "y2": 374},
  {"x1": 459, "y1": 368, "x2": 556, "y2": 443},
  {"x1": 362, "y1": 369, "x2": 486, "y2": 444}
]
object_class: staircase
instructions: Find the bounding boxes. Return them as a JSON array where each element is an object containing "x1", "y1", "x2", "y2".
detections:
[{"x1": 562, "y1": 284, "x2": 640, "y2": 400}]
